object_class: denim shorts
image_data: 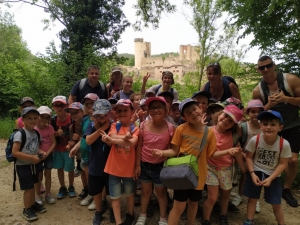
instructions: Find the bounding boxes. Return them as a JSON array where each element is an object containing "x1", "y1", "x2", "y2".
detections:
[
  {"x1": 206, "y1": 164, "x2": 233, "y2": 190},
  {"x1": 36, "y1": 152, "x2": 54, "y2": 172},
  {"x1": 108, "y1": 175, "x2": 135, "y2": 199},
  {"x1": 139, "y1": 161, "x2": 164, "y2": 187},
  {"x1": 243, "y1": 171, "x2": 282, "y2": 204},
  {"x1": 53, "y1": 151, "x2": 75, "y2": 172},
  {"x1": 80, "y1": 159, "x2": 89, "y2": 170}
]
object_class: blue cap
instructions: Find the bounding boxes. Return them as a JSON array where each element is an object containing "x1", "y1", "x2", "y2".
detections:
[
  {"x1": 93, "y1": 99, "x2": 112, "y2": 116},
  {"x1": 191, "y1": 91, "x2": 211, "y2": 100},
  {"x1": 65, "y1": 102, "x2": 83, "y2": 113},
  {"x1": 257, "y1": 110, "x2": 283, "y2": 123},
  {"x1": 179, "y1": 98, "x2": 197, "y2": 115},
  {"x1": 21, "y1": 106, "x2": 39, "y2": 117}
]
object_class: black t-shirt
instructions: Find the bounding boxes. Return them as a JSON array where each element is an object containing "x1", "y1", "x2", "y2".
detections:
[{"x1": 70, "y1": 79, "x2": 108, "y2": 102}]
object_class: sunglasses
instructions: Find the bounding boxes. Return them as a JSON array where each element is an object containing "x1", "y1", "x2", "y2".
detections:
[
  {"x1": 207, "y1": 62, "x2": 220, "y2": 67},
  {"x1": 258, "y1": 62, "x2": 273, "y2": 71},
  {"x1": 53, "y1": 104, "x2": 66, "y2": 108}
]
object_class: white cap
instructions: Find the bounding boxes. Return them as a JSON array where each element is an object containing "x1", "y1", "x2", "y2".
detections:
[{"x1": 37, "y1": 106, "x2": 52, "y2": 115}]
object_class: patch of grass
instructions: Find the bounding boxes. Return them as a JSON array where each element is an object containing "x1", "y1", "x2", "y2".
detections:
[
  {"x1": 0, "y1": 117, "x2": 15, "y2": 138},
  {"x1": 0, "y1": 160, "x2": 10, "y2": 169}
]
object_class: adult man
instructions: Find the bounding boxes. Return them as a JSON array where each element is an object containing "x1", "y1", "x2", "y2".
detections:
[
  {"x1": 253, "y1": 55, "x2": 300, "y2": 207},
  {"x1": 68, "y1": 65, "x2": 108, "y2": 104}
]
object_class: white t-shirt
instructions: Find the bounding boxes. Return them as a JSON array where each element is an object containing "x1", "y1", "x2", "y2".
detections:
[{"x1": 245, "y1": 134, "x2": 292, "y2": 176}]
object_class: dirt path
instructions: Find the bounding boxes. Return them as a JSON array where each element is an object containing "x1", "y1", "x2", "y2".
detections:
[{"x1": 0, "y1": 139, "x2": 300, "y2": 225}]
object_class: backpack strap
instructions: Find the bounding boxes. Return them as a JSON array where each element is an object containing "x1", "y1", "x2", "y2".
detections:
[
  {"x1": 79, "y1": 78, "x2": 105, "y2": 92},
  {"x1": 232, "y1": 129, "x2": 239, "y2": 147},
  {"x1": 279, "y1": 137, "x2": 284, "y2": 152},
  {"x1": 170, "y1": 88, "x2": 174, "y2": 95},
  {"x1": 155, "y1": 84, "x2": 162, "y2": 94},
  {"x1": 116, "y1": 122, "x2": 135, "y2": 134},
  {"x1": 240, "y1": 122, "x2": 248, "y2": 148},
  {"x1": 116, "y1": 91, "x2": 121, "y2": 100},
  {"x1": 255, "y1": 134, "x2": 260, "y2": 150},
  {"x1": 204, "y1": 82, "x2": 210, "y2": 92},
  {"x1": 222, "y1": 78, "x2": 232, "y2": 99},
  {"x1": 196, "y1": 126, "x2": 208, "y2": 160}
]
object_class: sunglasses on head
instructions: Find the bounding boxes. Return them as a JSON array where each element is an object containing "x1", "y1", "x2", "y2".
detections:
[
  {"x1": 207, "y1": 62, "x2": 220, "y2": 67},
  {"x1": 258, "y1": 62, "x2": 273, "y2": 71}
]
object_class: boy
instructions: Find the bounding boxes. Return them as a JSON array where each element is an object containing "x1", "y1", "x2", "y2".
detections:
[
  {"x1": 84, "y1": 99, "x2": 112, "y2": 225},
  {"x1": 51, "y1": 95, "x2": 76, "y2": 198},
  {"x1": 170, "y1": 100, "x2": 181, "y2": 127},
  {"x1": 243, "y1": 110, "x2": 291, "y2": 225},
  {"x1": 12, "y1": 107, "x2": 47, "y2": 221},
  {"x1": 191, "y1": 90, "x2": 211, "y2": 112}
]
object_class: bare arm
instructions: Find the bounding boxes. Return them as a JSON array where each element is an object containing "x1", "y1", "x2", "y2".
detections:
[
  {"x1": 46, "y1": 134, "x2": 57, "y2": 155},
  {"x1": 141, "y1": 73, "x2": 151, "y2": 96},
  {"x1": 252, "y1": 85, "x2": 275, "y2": 110},
  {"x1": 68, "y1": 95, "x2": 76, "y2": 105},
  {"x1": 229, "y1": 83, "x2": 241, "y2": 100},
  {"x1": 152, "y1": 144, "x2": 180, "y2": 158},
  {"x1": 211, "y1": 147, "x2": 242, "y2": 159},
  {"x1": 281, "y1": 73, "x2": 300, "y2": 106}
]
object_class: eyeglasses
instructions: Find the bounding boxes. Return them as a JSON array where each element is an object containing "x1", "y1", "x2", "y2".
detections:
[
  {"x1": 258, "y1": 62, "x2": 273, "y2": 71},
  {"x1": 149, "y1": 106, "x2": 164, "y2": 112},
  {"x1": 93, "y1": 114, "x2": 108, "y2": 119},
  {"x1": 53, "y1": 104, "x2": 66, "y2": 108}
]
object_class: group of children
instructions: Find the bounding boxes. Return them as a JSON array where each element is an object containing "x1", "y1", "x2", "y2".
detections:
[{"x1": 11, "y1": 72, "x2": 291, "y2": 225}]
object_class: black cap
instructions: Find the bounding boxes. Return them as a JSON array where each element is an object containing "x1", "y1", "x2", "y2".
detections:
[
  {"x1": 157, "y1": 91, "x2": 174, "y2": 101},
  {"x1": 21, "y1": 107, "x2": 39, "y2": 117},
  {"x1": 191, "y1": 91, "x2": 211, "y2": 100}
]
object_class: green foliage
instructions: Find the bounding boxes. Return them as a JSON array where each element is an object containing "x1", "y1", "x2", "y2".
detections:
[
  {"x1": 173, "y1": 72, "x2": 198, "y2": 100},
  {"x1": 0, "y1": 118, "x2": 15, "y2": 138}
]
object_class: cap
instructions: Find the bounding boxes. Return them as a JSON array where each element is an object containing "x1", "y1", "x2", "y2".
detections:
[
  {"x1": 52, "y1": 95, "x2": 67, "y2": 105},
  {"x1": 145, "y1": 97, "x2": 167, "y2": 106},
  {"x1": 108, "y1": 98, "x2": 118, "y2": 105},
  {"x1": 223, "y1": 105, "x2": 243, "y2": 123},
  {"x1": 257, "y1": 110, "x2": 283, "y2": 123},
  {"x1": 246, "y1": 99, "x2": 264, "y2": 111},
  {"x1": 162, "y1": 71, "x2": 174, "y2": 84},
  {"x1": 223, "y1": 97, "x2": 244, "y2": 109},
  {"x1": 81, "y1": 93, "x2": 99, "y2": 104},
  {"x1": 65, "y1": 102, "x2": 83, "y2": 113},
  {"x1": 157, "y1": 91, "x2": 174, "y2": 101},
  {"x1": 145, "y1": 90, "x2": 156, "y2": 97},
  {"x1": 93, "y1": 99, "x2": 112, "y2": 116},
  {"x1": 21, "y1": 106, "x2": 39, "y2": 117},
  {"x1": 115, "y1": 99, "x2": 134, "y2": 110},
  {"x1": 179, "y1": 98, "x2": 197, "y2": 116},
  {"x1": 191, "y1": 91, "x2": 212, "y2": 100},
  {"x1": 37, "y1": 106, "x2": 52, "y2": 115},
  {"x1": 172, "y1": 100, "x2": 181, "y2": 105},
  {"x1": 207, "y1": 102, "x2": 225, "y2": 110},
  {"x1": 209, "y1": 98, "x2": 218, "y2": 103},
  {"x1": 20, "y1": 97, "x2": 34, "y2": 106},
  {"x1": 111, "y1": 66, "x2": 122, "y2": 74},
  {"x1": 140, "y1": 98, "x2": 148, "y2": 107}
]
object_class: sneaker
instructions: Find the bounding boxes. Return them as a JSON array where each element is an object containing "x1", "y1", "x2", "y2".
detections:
[
  {"x1": 219, "y1": 215, "x2": 229, "y2": 225},
  {"x1": 23, "y1": 208, "x2": 38, "y2": 221},
  {"x1": 158, "y1": 220, "x2": 167, "y2": 225},
  {"x1": 243, "y1": 219, "x2": 254, "y2": 225},
  {"x1": 282, "y1": 188, "x2": 298, "y2": 207},
  {"x1": 255, "y1": 201, "x2": 260, "y2": 213},
  {"x1": 135, "y1": 215, "x2": 146, "y2": 225},
  {"x1": 45, "y1": 193, "x2": 56, "y2": 204},
  {"x1": 92, "y1": 211, "x2": 103, "y2": 225},
  {"x1": 32, "y1": 202, "x2": 47, "y2": 214},
  {"x1": 100, "y1": 200, "x2": 108, "y2": 214},
  {"x1": 123, "y1": 213, "x2": 135, "y2": 225},
  {"x1": 88, "y1": 200, "x2": 96, "y2": 211},
  {"x1": 68, "y1": 186, "x2": 77, "y2": 198},
  {"x1": 109, "y1": 207, "x2": 115, "y2": 223},
  {"x1": 231, "y1": 194, "x2": 242, "y2": 206},
  {"x1": 57, "y1": 186, "x2": 68, "y2": 199},
  {"x1": 228, "y1": 201, "x2": 240, "y2": 212},
  {"x1": 81, "y1": 195, "x2": 93, "y2": 206},
  {"x1": 202, "y1": 220, "x2": 211, "y2": 225},
  {"x1": 74, "y1": 168, "x2": 80, "y2": 177},
  {"x1": 35, "y1": 195, "x2": 43, "y2": 205},
  {"x1": 78, "y1": 188, "x2": 88, "y2": 200},
  {"x1": 40, "y1": 185, "x2": 46, "y2": 194}
]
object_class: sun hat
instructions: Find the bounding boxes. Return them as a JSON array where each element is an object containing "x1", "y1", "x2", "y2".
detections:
[
  {"x1": 246, "y1": 99, "x2": 264, "y2": 111},
  {"x1": 223, "y1": 97, "x2": 244, "y2": 110},
  {"x1": 65, "y1": 102, "x2": 83, "y2": 113},
  {"x1": 111, "y1": 66, "x2": 122, "y2": 74},
  {"x1": 257, "y1": 110, "x2": 283, "y2": 123},
  {"x1": 93, "y1": 99, "x2": 112, "y2": 116},
  {"x1": 223, "y1": 105, "x2": 243, "y2": 123},
  {"x1": 172, "y1": 100, "x2": 181, "y2": 105},
  {"x1": 22, "y1": 107, "x2": 39, "y2": 117},
  {"x1": 37, "y1": 106, "x2": 52, "y2": 115},
  {"x1": 145, "y1": 97, "x2": 167, "y2": 106}
]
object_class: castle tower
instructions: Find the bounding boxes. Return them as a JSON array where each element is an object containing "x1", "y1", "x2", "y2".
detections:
[{"x1": 134, "y1": 38, "x2": 151, "y2": 69}]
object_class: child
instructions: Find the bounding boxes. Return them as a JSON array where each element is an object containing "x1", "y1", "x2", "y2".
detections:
[
  {"x1": 130, "y1": 92, "x2": 142, "y2": 126},
  {"x1": 84, "y1": 99, "x2": 113, "y2": 225},
  {"x1": 51, "y1": 95, "x2": 76, "y2": 199},
  {"x1": 202, "y1": 105, "x2": 246, "y2": 225},
  {"x1": 107, "y1": 66, "x2": 123, "y2": 99},
  {"x1": 34, "y1": 106, "x2": 57, "y2": 205},
  {"x1": 243, "y1": 110, "x2": 291, "y2": 225},
  {"x1": 12, "y1": 107, "x2": 46, "y2": 221},
  {"x1": 113, "y1": 76, "x2": 134, "y2": 100},
  {"x1": 134, "y1": 97, "x2": 175, "y2": 225},
  {"x1": 16, "y1": 97, "x2": 35, "y2": 129},
  {"x1": 138, "y1": 98, "x2": 148, "y2": 123},
  {"x1": 191, "y1": 91, "x2": 211, "y2": 112},
  {"x1": 169, "y1": 100, "x2": 181, "y2": 127},
  {"x1": 101, "y1": 99, "x2": 140, "y2": 225}
]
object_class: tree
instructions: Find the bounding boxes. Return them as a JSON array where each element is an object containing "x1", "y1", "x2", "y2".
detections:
[{"x1": 221, "y1": 0, "x2": 300, "y2": 75}]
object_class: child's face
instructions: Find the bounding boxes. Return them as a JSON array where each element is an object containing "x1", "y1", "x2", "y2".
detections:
[
  {"x1": 140, "y1": 105, "x2": 148, "y2": 112},
  {"x1": 170, "y1": 104, "x2": 181, "y2": 121},
  {"x1": 93, "y1": 113, "x2": 110, "y2": 125},
  {"x1": 133, "y1": 96, "x2": 141, "y2": 110},
  {"x1": 162, "y1": 96, "x2": 172, "y2": 110},
  {"x1": 69, "y1": 109, "x2": 83, "y2": 122},
  {"x1": 38, "y1": 114, "x2": 51, "y2": 126},
  {"x1": 148, "y1": 101, "x2": 166, "y2": 120},
  {"x1": 20, "y1": 101, "x2": 34, "y2": 110},
  {"x1": 52, "y1": 102, "x2": 67, "y2": 114},
  {"x1": 259, "y1": 119, "x2": 283, "y2": 137},
  {"x1": 122, "y1": 78, "x2": 133, "y2": 90},
  {"x1": 84, "y1": 99, "x2": 95, "y2": 116},
  {"x1": 247, "y1": 107, "x2": 261, "y2": 122},
  {"x1": 217, "y1": 112, "x2": 235, "y2": 130},
  {"x1": 22, "y1": 112, "x2": 39, "y2": 129},
  {"x1": 112, "y1": 71, "x2": 122, "y2": 81},
  {"x1": 115, "y1": 105, "x2": 134, "y2": 123},
  {"x1": 182, "y1": 103, "x2": 203, "y2": 124},
  {"x1": 193, "y1": 95, "x2": 208, "y2": 112}
]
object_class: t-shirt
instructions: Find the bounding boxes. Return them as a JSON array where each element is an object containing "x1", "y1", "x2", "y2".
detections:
[
  {"x1": 207, "y1": 126, "x2": 234, "y2": 167},
  {"x1": 113, "y1": 90, "x2": 134, "y2": 100},
  {"x1": 51, "y1": 114, "x2": 72, "y2": 152},
  {"x1": 171, "y1": 123, "x2": 216, "y2": 190},
  {"x1": 70, "y1": 79, "x2": 108, "y2": 102},
  {"x1": 242, "y1": 122, "x2": 262, "y2": 152},
  {"x1": 84, "y1": 122, "x2": 111, "y2": 176},
  {"x1": 13, "y1": 128, "x2": 40, "y2": 165},
  {"x1": 148, "y1": 84, "x2": 179, "y2": 101},
  {"x1": 104, "y1": 122, "x2": 140, "y2": 177},
  {"x1": 245, "y1": 134, "x2": 292, "y2": 176},
  {"x1": 34, "y1": 125, "x2": 55, "y2": 152},
  {"x1": 80, "y1": 116, "x2": 91, "y2": 162},
  {"x1": 16, "y1": 117, "x2": 24, "y2": 128}
]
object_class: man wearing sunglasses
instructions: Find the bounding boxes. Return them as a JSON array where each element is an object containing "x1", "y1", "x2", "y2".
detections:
[{"x1": 253, "y1": 55, "x2": 300, "y2": 208}]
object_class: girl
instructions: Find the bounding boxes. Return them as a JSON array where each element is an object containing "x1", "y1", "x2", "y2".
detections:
[
  {"x1": 16, "y1": 97, "x2": 35, "y2": 129},
  {"x1": 134, "y1": 97, "x2": 175, "y2": 225},
  {"x1": 34, "y1": 106, "x2": 57, "y2": 204},
  {"x1": 107, "y1": 66, "x2": 123, "y2": 99},
  {"x1": 202, "y1": 105, "x2": 246, "y2": 225},
  {"x1": 113, "y1": 76, "x2": 134, "y2": 100},
  {"x1": 130, "y1": 93, "x2": 142, "y2": 126}
]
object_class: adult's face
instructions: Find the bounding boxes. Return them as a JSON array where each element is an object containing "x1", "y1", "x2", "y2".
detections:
[
  {"x1": 257, "y1": 59, "x2": 275, "y2": 79},
  {"x1": 162, "y1": 75, "x2": 172, "y2": 86},
  {"x1": 206, "y1": 67, "x2": 221, "y2": 83},
  {"x1": 88, "y1": 69, "x2": 100, "y2": 82}
]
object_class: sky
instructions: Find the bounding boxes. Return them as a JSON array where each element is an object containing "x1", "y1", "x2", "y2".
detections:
[{"x1": 3, "y1": 0, "x2": 260, "y2": 63}]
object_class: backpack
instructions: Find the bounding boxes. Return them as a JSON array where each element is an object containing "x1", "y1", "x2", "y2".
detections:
[
  {"x1": 79, "y1": 78, "x2": 105, "y2": 92},
  {"x1": 155, "y1": 84, "x2": 174, "y2": 95},
  {"x1": 239, "y1": 122, "x2": 248, "y2": 148},
  {"x1": 204, "y1": 76, "x2": 238, "y2": 100}
]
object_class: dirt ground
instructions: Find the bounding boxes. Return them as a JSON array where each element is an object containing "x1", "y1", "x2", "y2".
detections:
[{"x1": 1, "y1": 139, "x2": 300, "y2": 225}]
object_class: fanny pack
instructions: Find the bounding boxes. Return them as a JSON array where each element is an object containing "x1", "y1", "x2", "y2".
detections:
[{"x1": 160, "y1": 126, "x2": 208, "y2": 190}]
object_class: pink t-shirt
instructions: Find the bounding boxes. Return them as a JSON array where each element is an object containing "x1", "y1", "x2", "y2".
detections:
[
  {"x1": 207, "y1": 126, "x2": 233, "y2": 167},
  {"x1": 140, "y1": 121, "x2": 174, "y2": 164},
  {"x1": 17, "y1": 117, "x2": 24, "y2": 128},
  {"x1": 34, "y1": 125, "x2": 55, "y2": 152}
]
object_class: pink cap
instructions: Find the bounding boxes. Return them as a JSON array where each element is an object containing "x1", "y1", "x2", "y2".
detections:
[
  {"x1": 246, "y1": 99, "x2": 264, "y2": 111},
  {"x1": 223, "y1": 105, "x2": 243, "y2": 123},
  {"x1": 145, "y1": 97, "x2": 167, "y2": 106}
]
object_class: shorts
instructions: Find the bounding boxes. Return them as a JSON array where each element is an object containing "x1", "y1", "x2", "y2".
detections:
[
  {"x1": 139, "y1": 161, "x2": 164, "y2": 187},
  {"x1": 206, "y1": 164, "x2": 233, "y2": 190},
  {"x1": 80, "y1": 159, "x2": 89, "y2": 170},
  {"x1": 173, "y1": 189, "x2": 202, "y2": 202},
  {"x1": 88, "y1": 174, "x2": 109, "y2": 196},
  {"x1": 53, "y1": 151, "x2": 75, "y2": 172},
  {"x1": 76, "y1": 159, "x2": 82, "y2": 171},
  {"x1": 243, "y1": 171, "x2": 282, "y2": 204},
  {"x1": 280, "y1": 126, "x2": 300, "y2": 153},
  {"x1": 36, "y1": 152, "x2": 54, "y2": 172},
  {"x1": 16, "y1": 164, "x2": 39, "y2": 190},
  {"x1": 108, "y1": 175, "x2": 135, "y2": 199}
]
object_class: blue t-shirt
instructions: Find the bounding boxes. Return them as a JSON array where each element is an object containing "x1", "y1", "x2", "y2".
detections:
[
  {"x1": 80, "y1": 115, "x2": 90, "y2": 162},
  {"x1": 84, "y1": 122, "x2": 111, "y2": 176},
  {"x1": 113, "y1": 90, "x2": 134, "y2": 100}
]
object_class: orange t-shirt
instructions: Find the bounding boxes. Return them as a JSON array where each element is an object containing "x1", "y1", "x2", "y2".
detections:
[
  {"x1": 104, "y1": 122, "x2": 140, "y2": 177},
  {"x1": 171, "y1": 123, "x2": 216, "y2": 190}
]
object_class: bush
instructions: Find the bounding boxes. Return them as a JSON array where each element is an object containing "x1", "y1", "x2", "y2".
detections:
[{"x1": 0, "y1": 118, "x2": 15, "y2": 138}]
